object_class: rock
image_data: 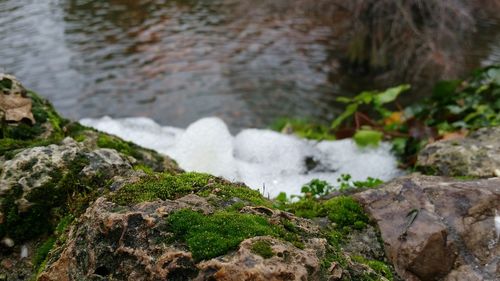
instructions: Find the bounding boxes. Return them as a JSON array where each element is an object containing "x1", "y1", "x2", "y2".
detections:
[
  {"x1": 354, "y1": 175, "x2": 500, "y2": 281},
  {"x1": 196, "y1": 237, "x2": 324, "y2": 281},
  {"x1": 417, "y1": 127, "x2": 500, "y2": 177},
  {"x1": 0, "y1": 74, "x2": 35, "y2": 125},
  {"x1": 37, "y1": 195, "x2": 325, "y2": 281},
  {"x1": 0, "y1": 137, "x2": 135, "y2": 241},
  {"x1": 36, "y1": 173, "x2": 390, "y2": 281}
]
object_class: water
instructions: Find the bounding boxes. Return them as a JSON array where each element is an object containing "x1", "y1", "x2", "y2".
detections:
[{"x1": 1, "y1": 0, "x2": 500, "y2": 131}]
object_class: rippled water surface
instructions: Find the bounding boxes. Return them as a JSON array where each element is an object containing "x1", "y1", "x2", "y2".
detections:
[{"x1": 1, "y1": 0, "x2": 499, "y2": 130}]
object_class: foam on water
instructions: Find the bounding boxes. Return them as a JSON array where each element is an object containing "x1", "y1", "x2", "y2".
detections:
[
  {"x1": 80, "y1": 116, "x2": 402, "y2": 197},
  {"x1": 170, "y1": 117, "x2": 238, "y2": 180}
]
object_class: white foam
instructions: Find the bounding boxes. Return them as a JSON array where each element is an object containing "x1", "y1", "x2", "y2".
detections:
[
  {"x1": 170, "y1": 117, "x2": 238, "y2": 180},
  {"x1": 80, "y1": 116, "x2": 183, "y2": 155},
  {"x1": 80, "y1": 116, "x2": 402, "y2": 197}
]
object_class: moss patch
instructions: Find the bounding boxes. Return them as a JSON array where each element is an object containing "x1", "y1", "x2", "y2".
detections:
[
  {"x1": 97, "y1": 133, "x2": 142, "y2": 159},
  {"x1": 167, "y1": 209, "x2": 277, "y2": 261},
  {"x1": 251, "y1": 240, "x2": 274, "y2": 259},
  {"x1": 33, "y1": 237, "x2": 56, "y2": 268},
  {"x1": 322, "y1": 196, "x2": 369, "y2": 230},
  {"x1": 286, "y1": 196, "x2": 368, "y2": 231},
  {"x1": 32, "y1": 214, "x2": 74, "y2": 276},
  {"x1": 96, "y1": 132, "x2": 172, "y2": 172},
  {"x1": 352, "y1": 255, "x2": 394, "y2": 281},
  {"x1": 111, "y1": 172, "x2": 270, "y2": 207}
]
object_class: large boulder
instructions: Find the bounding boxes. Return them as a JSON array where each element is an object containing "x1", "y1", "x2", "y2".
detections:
[
  {"x1": 354, "y1": 175, "x2": 500, "y2": 281},
  {"x1": 0, "y1": 74, "x2": 179, "y2": 280},
  {"x1": 36, "y1": 172, "x2": 394, "y2": 281},
  {"x1": 417, "y1": 127, "x2": 500, "y2": 177}
]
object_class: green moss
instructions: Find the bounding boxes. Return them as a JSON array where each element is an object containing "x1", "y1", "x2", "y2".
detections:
[
  {"x1": 287, "y1": 198, "x2": 322, "y2": 218},
  {"x1": 33, "y1": 237, "x2": 56, "y2": 268},
  {"x1": 286, "y1": 195, "x2": 368, "y2": 232},
  {"x1": 64, "y1": 122, "x2": 90, "y2": 140},
  {"x1": 111, "y1": 172, "x2": 270, "y2": 207},
  {"x1": 351, "y1": 255, "x2": 393, "y2": 281},
  {"x1": 97, "y1": 133, "x2": 143, "y2": 160},
  {"x1": 55, "y1": 214, "x2": 74, "y2": 235},
  {"x1": 166, "y1": 209, "x2": 278, "y2": 261},
  {"x1": 32, "y1": 214, "x2": 74, "y2": 278},
  {"x1": 133, "y1": 164, "x2": 154, "y2": 174},
  {"x1": 96, "y1": 132, "x2": 171, "y2": 172},
  {"x1": 251, "y1": 240, "x2": 274, "y2": 259},
  {"x1": 322, "y1": 196, "x2": 369, "y2": 229}
]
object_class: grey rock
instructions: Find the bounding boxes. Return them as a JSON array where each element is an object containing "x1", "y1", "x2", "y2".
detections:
[{"x1": 417, "y1": 127, "x2": 500, "y2": 177}]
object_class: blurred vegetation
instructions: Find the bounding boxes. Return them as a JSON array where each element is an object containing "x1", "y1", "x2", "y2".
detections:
[
  {"x1": 331, "y1": 65, "x2": 500, "y2": 167},
  {"x1": 273, "y1": 66, "x2": 500, "y2": 169}
]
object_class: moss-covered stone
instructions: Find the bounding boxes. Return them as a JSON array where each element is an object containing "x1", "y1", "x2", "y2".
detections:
[
  {"x1": 352, "y1": 255, "x2": 394, "y2": 281},
  {"x1": 322, "y1": 196, "x2": 369, "y2": 230},
  {"x1": 110, "y1": 172, "x2": 270, "y2": 207},
  {"x1": 0, "y1": 151, "x2": 105, "y2": 242},
  {"x1": 167, "y1": 209, "x2": 278, "y2": 261}
]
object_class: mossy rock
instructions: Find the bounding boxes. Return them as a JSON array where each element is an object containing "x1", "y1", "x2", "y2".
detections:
[{"x1": 110, "y1": 171, "x2": 269, "y2": 207}]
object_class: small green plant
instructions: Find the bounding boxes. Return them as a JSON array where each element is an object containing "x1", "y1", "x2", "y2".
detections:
[
  {"x1": 328, "y1": 66, "x2": 500, "y2": 168},
  {"x1": 337, "y1": 174, "x2": 384, "y2": 191},
  {"x1": 300, "y1": 179, "x2": 334, "y2": 198},
  {"x1": 332, "y1": 84, "x2": 410, "y2": 129}
]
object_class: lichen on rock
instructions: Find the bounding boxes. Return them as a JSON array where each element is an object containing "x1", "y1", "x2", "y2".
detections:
[{"x1": 417, "y1": 126, "x2": 500, "y2": 177}]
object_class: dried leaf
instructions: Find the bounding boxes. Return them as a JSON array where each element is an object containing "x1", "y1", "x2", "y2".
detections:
[
  {"x1": 440, "y1": 130, "x2": 467, "y2": 141},
  {"x1": 0, "y1": 74, "x2": 35, "y2": 124},
  {"x1": 383, "y1": 111, "x2": 404, "y2": 126}
]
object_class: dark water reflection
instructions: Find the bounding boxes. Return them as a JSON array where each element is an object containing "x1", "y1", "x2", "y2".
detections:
[{"x1": 1, "y1": 0, "x2": 499, "y2": 130}]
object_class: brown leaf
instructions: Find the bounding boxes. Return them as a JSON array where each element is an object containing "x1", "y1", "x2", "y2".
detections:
[
  {"x1": 0, "y1": 74, "x2": 35, "y2": 124},
  {"x1": 439, "y1": 130, "x2": 468, "y2": 141}
]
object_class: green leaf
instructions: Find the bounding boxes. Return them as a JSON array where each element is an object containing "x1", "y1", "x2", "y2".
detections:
[
  {"x1": 446, "y1": 105, "x2": 464, "y2": 114},
  {"x1": 336, "y1": 96, "x2": 353, "y2": 103},
  {"x1": 353, "y1": 129, "x2": 383, "y2": 147},
  {"x1": 374, "y1": 84, "x2": 410, "y2": 105},
  {"x1": 355, "y1": 91, "x2": 376, "y2": 104},
  {"x1": 331, "y1": 103, "x2": 358, "y2": 129},
  {"x1": 432, "y1": 80, "x2": 460, "y2": 100},
  {"x1": 486, "y1": 68, "x2": 500, "y2": 84}
]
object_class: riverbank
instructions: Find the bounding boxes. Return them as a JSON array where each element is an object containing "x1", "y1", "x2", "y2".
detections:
[{"x1": 1, "y1": 71, "x2": 499, "y2": 280}]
